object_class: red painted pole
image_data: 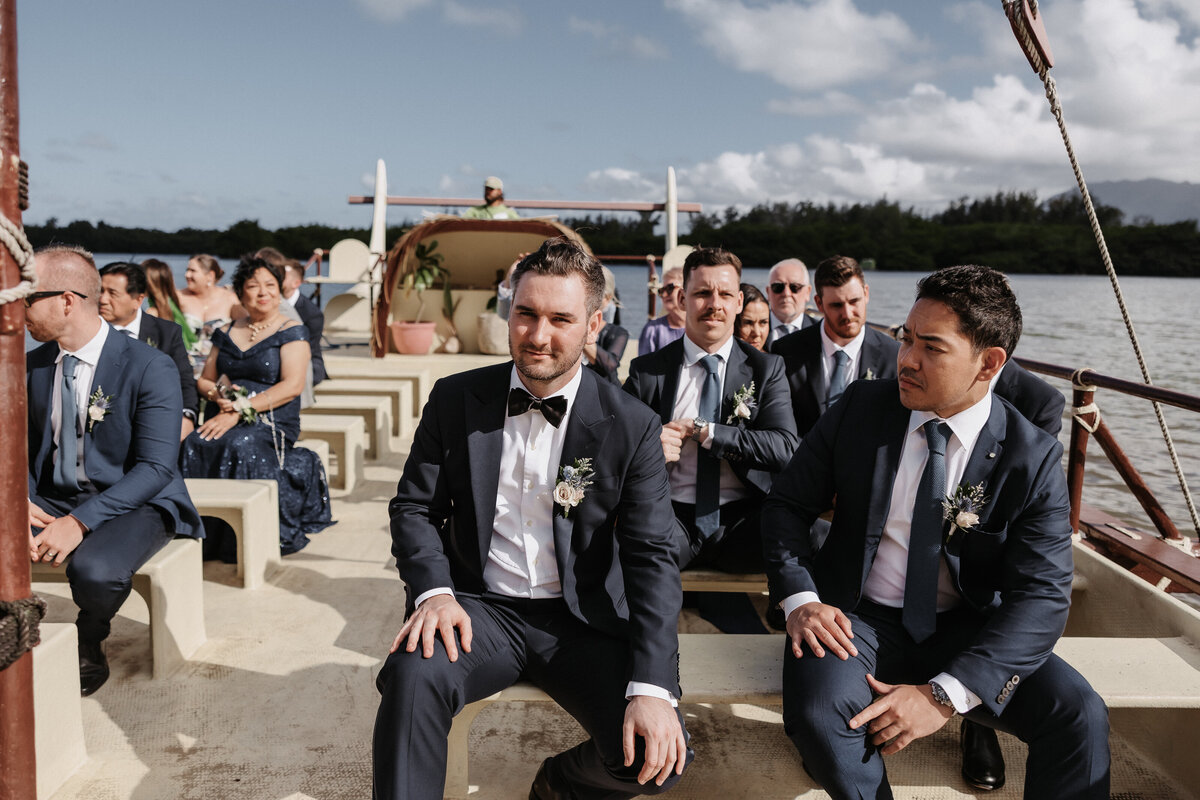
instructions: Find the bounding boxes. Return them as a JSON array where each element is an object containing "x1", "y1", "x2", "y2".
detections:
[{"x1": 0, "y1": 2, "x2": 38, "y2": 798}]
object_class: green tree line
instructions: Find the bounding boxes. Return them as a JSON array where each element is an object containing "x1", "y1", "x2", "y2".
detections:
[{"x1": 24, "y1": 191, "x2": 1200, "y2": 276}]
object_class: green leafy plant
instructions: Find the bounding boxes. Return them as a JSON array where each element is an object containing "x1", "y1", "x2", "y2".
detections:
[{"x1": 402, "y1": 240, "x2": 450, "y2": 322}]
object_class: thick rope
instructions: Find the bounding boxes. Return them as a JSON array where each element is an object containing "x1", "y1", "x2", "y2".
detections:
[
  {"x1": 0, "y1": 211, "x2": 36, "y2": 305},
  {"x1": 1003, "y1": 0, "x2": 1200, "y2": 538},
  {"x1": 1073, "y1": 402, "x2": 1101, "y2": 434},
  {"x1": 0, "y1": 595, "x2": 47, "y2": 671}
]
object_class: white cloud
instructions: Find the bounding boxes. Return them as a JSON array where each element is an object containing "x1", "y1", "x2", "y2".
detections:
[
  {"x1": 353, "y1": 0, "x2": 433, "y2": 22},
  {"x1": 581, "y1": 167, "x2": 662, "y2": 201},
  {"x1": 443, "y1": 2, "x2": 523, "y2": 35},
  {"x1": 665, "y1": 0, "x2": 923, "y2": 92},
  {"x1": 768, "y1": 90, "x2": 865, "y2": 116},
  {"x1": 569, "y1": 16, "x2": 667, "y2": 60}
]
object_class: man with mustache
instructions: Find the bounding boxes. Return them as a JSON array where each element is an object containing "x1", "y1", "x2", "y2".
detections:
[
  {"x1": 624, "y1": 247, "x2": 797, "y2": 578},
  {"x1": 763, "y1": 265, "x2": 1108, "y2": 799}
]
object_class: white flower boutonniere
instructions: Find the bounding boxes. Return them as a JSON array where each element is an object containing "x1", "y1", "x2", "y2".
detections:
[
  {"x1": 725, "y1": 381, "x2": 757, "y2": 424},
  {"x1": 145, "y1": 337, "x2": 157, "y2": 349},
  {"x1": 864, "y1": 368, "x2": 876, "y2": 381},
  {"x1": 218, "y1": 383, "x2": 259, "y2": 425},
  {"x1": 942, "y1": 481, "x2": 990, "y2": 545},
  {"x1": 87, "y1": 386, "x2": 113, "y2": 432},
  {"x1": 555, "y1": 457, "x2": 595, "y2": 518}
]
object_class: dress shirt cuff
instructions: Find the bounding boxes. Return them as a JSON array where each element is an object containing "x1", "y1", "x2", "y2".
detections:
[
  {"x1": 625, "y1": 681, "x2": 679, "y2": 708},
  {"x1": 931, "y1": 673, "x2": 982, "y2": 714},
  {"x1": 781, "y1": 591, "x2": 821, "y2": 621},
  {"x1": 414, "y1": 587, "x2": 454, "y2": 608}
]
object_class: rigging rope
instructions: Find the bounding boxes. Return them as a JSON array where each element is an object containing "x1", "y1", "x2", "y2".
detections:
[
  {"x1": 1003, "y1": 0, "x2": 1200, "y2": 538},
  {"x1": 0, "y1": 210, "x2": 35, "y2": 306}
]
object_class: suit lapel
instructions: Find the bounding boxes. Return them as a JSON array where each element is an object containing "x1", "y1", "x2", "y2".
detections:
[
  {"x1": 466, "y1": 369, "x2": 508, "y2": 564},
  {"x1": 29, "y1": 346, "x2": 59, "y2": 477},
  {"x1": 722, "y1": 342, "x2": 753, "y2": 423},
  {"x1": 554, "y1": 370, "x2": 612, "y2": 566},
  {"x1": 857, "y1": 333, "x2": 879, "y2": 380},
  {"x1": 85, "y1": 332, "x2": 128, "y2": 455},
  {"x1": 659, "y1": 341, "x2": 682, "y2": 423},
  {"x1": 959, "y1": 398, "x2": 1007, "y2": 498},
  {"x1": 866, "y1": 398, "x2": 911, "y2": 548},
  {"x1": 807, "y1": 343, "x2": 827, "y2": 414}
]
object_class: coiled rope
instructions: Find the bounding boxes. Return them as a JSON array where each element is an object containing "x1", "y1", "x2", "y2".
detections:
[
  {"x1": 0, "y1": 209, "x2": 35, "y2": 306},
  {"x1": 0, "y1": 596, "x2": 46, "y2": 671},
  {"x1": 1003, "y1": 0, "x2": 1199, "y2": 538}
]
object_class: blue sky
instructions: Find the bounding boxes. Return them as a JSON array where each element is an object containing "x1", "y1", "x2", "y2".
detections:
[{"x1": 18, "y1": 0, "x2": 1200, "y2": 231}]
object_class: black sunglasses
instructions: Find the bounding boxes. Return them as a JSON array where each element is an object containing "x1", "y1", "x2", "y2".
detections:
[
  {"x1": 769, "y1": 282, "x2": 806, "y2": 294},
  {"x1": 23, "y1": 290, "x2": 88, "y2": 307},
  {"x1": 657, "y1": 283, "x2": 679, "y2": 296}
]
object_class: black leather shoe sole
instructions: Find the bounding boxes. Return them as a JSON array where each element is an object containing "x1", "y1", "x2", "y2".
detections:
[{"x1": 961, "y1": 720, "x2": 1006, "y2": 791}]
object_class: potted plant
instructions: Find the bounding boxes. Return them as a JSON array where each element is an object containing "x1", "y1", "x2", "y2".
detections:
[{"x1": 391, "y1": 240, "x2": 448, "y2": 354}]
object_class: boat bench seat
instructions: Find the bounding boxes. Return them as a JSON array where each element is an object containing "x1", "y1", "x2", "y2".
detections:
[
  {"x1": 323, "y1": 358, "x2": 431, "y2": 416},
  {"x1": 34, "y1": 623, "x2": 88, "y2": 800},
  {"x1": 442, "y1": 630, "x2": 1200, "y2": 798},
  {"x1": 32, "y1": 537, "x2": 206, "y2": 679},
  {"x1": 296, "y1": 438, "x2": 331, "y2": 476},
  {"x1": 314, "y1": 379, "x2": 415, "y2": 438},
  {"x1": 299, "y1": 414, "x2": 366, "y2": 492},
  {"x1": 303, "y1": 395, "x2": 392, "y2": 460},
  {"x1": 185, "y1": 478, "x2": 280, "y2": 590}
]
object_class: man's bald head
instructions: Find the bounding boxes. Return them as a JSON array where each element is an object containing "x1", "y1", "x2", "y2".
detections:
[{"x1": 35, "y1": 245, "x2": 101, "y2": 310}]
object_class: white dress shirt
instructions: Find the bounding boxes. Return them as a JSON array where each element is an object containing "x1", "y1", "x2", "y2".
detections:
[
  {"x1": 818, "y1": 323, "x2": 866, "y2": 401},
  {"x1": 282, "y1": 289, "x2": 300, "y2": 307},
  {"x1": 110, "y1": 308, "x2": 142, "y2": 339},
  {"x1": 782, "y1": 392, "x2": 996, "y2": 713},
  {"x1": 51, "y1": 322, "x2": 110, "y2": 489},
  {"x1": 668, "y1": 335, "x2": 748, "y2": 506}
]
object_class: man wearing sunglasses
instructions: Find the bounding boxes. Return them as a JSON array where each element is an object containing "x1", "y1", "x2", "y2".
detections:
[
  {"x1": 26, "y1": 245, "x2": 201, "y2": 696},
  {"x1": 764, "y1": 258, "x2": 816, "y2": 349},
  {"x1": 637, "y1": 267, "x2": 687, "y2": 356}
]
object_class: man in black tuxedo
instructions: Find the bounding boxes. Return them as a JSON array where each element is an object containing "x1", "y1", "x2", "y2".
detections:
[
  {"x1": 624, "y1": 246, "x2": 797, "y2": 573},
  {"x1": 772, "y1": 255, "x2": 898, "y2": 437},
  {"x1": 280, "y1": 258, "x2": 327, "y2": 384},
  {"x1": 98, "y1": 261, "x2": 199, "y2": 440},
  {"x1": 373, "y1": 238, "x2": 689, "y2": 800},
  {"x1": 764, "y1": 265, "x2": 1109, "y2": 799},
  {"x1": 28, "y1": 246, "x2": 202, "y2": 695}
]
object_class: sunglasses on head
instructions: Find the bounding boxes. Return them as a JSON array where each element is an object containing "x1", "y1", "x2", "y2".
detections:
[
  {"x1": 769, "y1": 282, "x2": 806, "y2": 294},
  {"x1": 23, "y1": 289, "x2": 88, "y2": 307}
]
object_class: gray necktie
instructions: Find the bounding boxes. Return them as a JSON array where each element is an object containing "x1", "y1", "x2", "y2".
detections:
[
  {"x1": 694, "y1": 354, "x2": 722, "y2": 537},
  {"x1": 826, "y1": 349, "x2": 850, "y2": 408},
  {"x1": 902, "y1": 420, "x2": 950, "y2": 642},
  {"x1": 119, "y1": 328, "x2": 134, "y2": 336},
  {"x1": 53, "y1": 354, "x2": 82, "y2": 494}
]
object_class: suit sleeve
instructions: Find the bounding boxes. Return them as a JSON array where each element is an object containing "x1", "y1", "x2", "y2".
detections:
[
  {"x1": 590, "y1": 326, "x2": 628, "y2": 383},
  {"x1": 708, "y1": 355, "x2": 799, "y2": 472},
  {"x1": 302, "y1": 299, "x2": 327, "y2": 384},
  {"x1": 944, "y1": 440, "x2": 1074, "y2": 715},
  {"x1": 161, "y1": 320, "x2": 199, "y2": 416},
  {"x1": 615, "y1": 410, "x2": 683, "y2": 691},
  {"x1": 71, "y1": 352, "x2": 183, "y2": 531},
  {"x1": 387, "y1": 382, "x2": 456, "y2": 599}
]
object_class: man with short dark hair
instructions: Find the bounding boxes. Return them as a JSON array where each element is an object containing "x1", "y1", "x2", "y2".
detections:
[
  {"x1": 764, "y1": 264, "x2": 1109, "y2": 799},
  {"x1": 98, "y1": 261, "x2": 198, "y2": 439},
  {"x1": 373, "y1": 237, "x2": 689, "y2": 800},
  {"x1": 772, "y1": 255, "x2": 898, "y2": 436},
  {"x1": 764, "y1": 257, "x2": 815, "y2": 348},
  {"x1": 624, "y1": 247, "x2": 797, "y2": 573},
  {"x1": 280, "y1": 258, "x2": 327, "y2": 385},
  {"x1": 27, "y1": 246, "x2": 201, "y2": 696}
]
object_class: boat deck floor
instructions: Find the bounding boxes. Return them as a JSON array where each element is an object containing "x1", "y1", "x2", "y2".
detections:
[{"x1": 39, "y1": 447, "x2": 1188, "y2": 799}]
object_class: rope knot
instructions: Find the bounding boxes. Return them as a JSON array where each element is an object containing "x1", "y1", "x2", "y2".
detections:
[{"x1": 0, "y1": 595, "x2": 48, "y2": 672}]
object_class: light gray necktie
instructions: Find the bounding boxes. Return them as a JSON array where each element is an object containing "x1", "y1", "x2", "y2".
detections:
[
  {"x1": 826, "y1": 349, "x2": 850, "y2": 408},
  {"x1": 53, "y1": 354, "x2": 82, "y2": 494}
]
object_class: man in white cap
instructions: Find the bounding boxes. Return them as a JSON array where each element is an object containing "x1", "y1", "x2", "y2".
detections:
[{"x1": 464, "y1": 176, "x2": 520, "y2": 219}]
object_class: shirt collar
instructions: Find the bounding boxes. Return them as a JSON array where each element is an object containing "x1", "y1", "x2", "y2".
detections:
[
  {"x1": 58, "y1": 319, "x2": 110, "y2": 368},
  {"x1": 112, "y1": 307, "x2": 143, "y2": 337},
  {"x1": 681, "y1": 332, "x2": 735, "y2": 367},
  {"x1": 819, "y1": 321, "x2": 866, "y2": 360},
  {"x1": 283, "y1": 289, "x2": 300, "y2": 306},
  {"x1": 508, "y1": 362, "x2": 585, "y2": 416},
  {"x1": 907, "y1": 391, "x2": 994, "y2": 454}
]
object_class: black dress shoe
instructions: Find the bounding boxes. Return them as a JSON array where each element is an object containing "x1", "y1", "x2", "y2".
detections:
[
  {"x1": 529, "y1": 757, "x2": 574, "y2": 800},
  {"x1": 961, "y1": 719, "x2": 1005, "y2": 791},
  {"x1": 78, "y1": 640, "x2": 110, "y2": 697}
]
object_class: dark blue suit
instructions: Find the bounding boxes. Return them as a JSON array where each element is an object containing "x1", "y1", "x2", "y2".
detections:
[
  {"x1": 763, "y1": 379, "x2": 1109, "y2": 799},
  {"x1": 28, "y1": 329, "x2": 201, "y2": 646},
  {"x1": 293, "y1": 292, "x2": 327, "y2": 384},
  {"x1": 996, "y1": 360, "x2": 1065, "y2": 437},
  {"x1": 374, "y1": 363, "x2": 687, "y2": 799},
  {"x1": 624, "y1": 337, "x2": 798, "y2": 570},
  {"x1": 135, "y1": 312, "x2": 199, "y2": 418}
]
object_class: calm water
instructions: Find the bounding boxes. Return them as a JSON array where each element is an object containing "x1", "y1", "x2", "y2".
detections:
[{"x1": 91, "y1": 254, "x2": 1198, "y2": 536}]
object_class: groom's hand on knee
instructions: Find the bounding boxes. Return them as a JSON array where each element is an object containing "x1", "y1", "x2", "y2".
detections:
[
  {"x1": 787, "y1": 602, "x2": 857, "y2": 660},
  {"x1": 849, "y1": 674, "x2": 953, "y2": 755},
  {"x1": 389, "y1": 594, "x2": 473, "y2": 662},
  {"x1": 623, "y1": 696, "x2": 687, "y2": 787}
]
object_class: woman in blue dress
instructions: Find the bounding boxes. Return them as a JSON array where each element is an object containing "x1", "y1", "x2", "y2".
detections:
[{"x1": 181, "y1": 256, "x2": 333, "y2": 556}]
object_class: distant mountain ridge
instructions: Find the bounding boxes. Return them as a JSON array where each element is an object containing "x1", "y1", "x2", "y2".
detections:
[{"x1": 1057, "y1": 179, "x2": 1200, "y2": 225}]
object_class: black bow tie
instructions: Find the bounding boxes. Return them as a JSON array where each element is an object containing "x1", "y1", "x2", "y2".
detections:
[{"x1": 507, "y1": 387, "x2": 568, "y2": 428}]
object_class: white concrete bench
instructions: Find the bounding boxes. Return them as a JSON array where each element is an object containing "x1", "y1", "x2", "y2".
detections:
[
  {"x1": 442, "y1": 631, "x2": 1200, "y2": 798},
  {"x1": 303, "y1": 395, "x2": 393, "y2": 460},
  {"x1": 185, "y1": 478, "x2": 280, "y2": 589},
  {"x1": 295, "y1": 438, "x2": 331, "y2": 476},
  {"x1": 299, "y1": 414, "x2": 365, "y2": 492},
  {"x1": 323, "y1": 357, "x2": 431, "y2": 414},
  {"x1": 34, "y1": 623, "x2": 87, "y2": 800},
  {"x1": 32, "y1": 537, "x2": 206, "y2": 679},
  {"x1": 314, "y1": 378, "x2": 414, "y2": 438}
]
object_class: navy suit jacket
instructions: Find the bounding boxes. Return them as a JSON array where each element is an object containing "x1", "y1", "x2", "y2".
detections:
[
  {"x1": 136, "y1": 313, "x2": 199, "y2": 417},
  {"x1": 763, "y1": 379, "x2": 1073, "y2": 716},
  {"x1": 293, "y1": 293, "x2": 327, "y2": 384},
  {"x1": 27, "y1": 330, "x2": 201, "y2": 537},
  {"x1": 623, "y1": 337, "x2": 798, "y2": 497},
  {"x1": 772, "y1": 324, "x2": 900, "y2": 436},
  {"x1": 389, "y1": 363, "x2": 682, "y2": 692},
  {"x1": 995, "y1": 360, "x2": 1064, "y2": 437}
]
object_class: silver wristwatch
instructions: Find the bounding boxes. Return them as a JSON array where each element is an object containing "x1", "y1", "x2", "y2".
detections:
[
  {"x1": 929, "y1": 681, "x2": 956, "y2": 713},
  {"x1": 691, "y1": 417, "x2": 709, "y2": 442}
]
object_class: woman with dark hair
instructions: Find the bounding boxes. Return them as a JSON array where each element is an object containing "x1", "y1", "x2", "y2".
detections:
[
  {"x1": 735, "y1": 283, "x2": 771, "y2": 352},
  {"x1": 141, "y1": 258, "x2": 198, "y2": 350},
  {"x1": 181, "y1": 256, "x2": 333, "y2": 556}
]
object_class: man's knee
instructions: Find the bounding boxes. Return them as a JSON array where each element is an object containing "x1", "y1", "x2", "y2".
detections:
[{"x1": 65, "y1": 553, "x2": 129, "y2": 595}]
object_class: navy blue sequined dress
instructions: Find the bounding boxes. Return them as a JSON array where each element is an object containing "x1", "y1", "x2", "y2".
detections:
[{"x1": 181, "y1": 324, "x2": 333, "y2": 555}]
